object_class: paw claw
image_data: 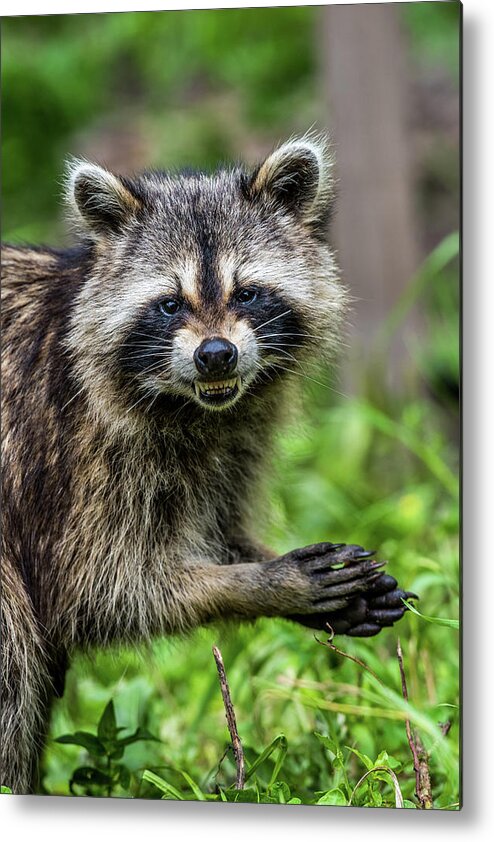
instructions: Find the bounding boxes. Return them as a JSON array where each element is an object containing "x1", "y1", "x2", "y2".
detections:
[
  {"x1": 279, "y1": 540, "x2": 418, "y2": 637},
  {"x1": 288, "y1": 561, "x2": 418, "y2": 637}
]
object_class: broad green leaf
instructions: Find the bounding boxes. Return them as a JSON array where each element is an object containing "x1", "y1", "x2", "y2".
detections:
[
  {"x1": 345, "y1": 746, "x2": 374, "y2": 771},
  {"x1": 375, "y1": 750, "x2": 401, "y2": 770},
  {"x1": 116, "y1": 727, "x2": 160, "y2": 748},
  {"x1": 69, "y1": 766, "x2": 112, "y2": 793},
  {"x1": 97, "y1": 700, "x2": 117, "y2": 743},
  {"x1": 314, "y1": 732, "x2": 344, "y2": 767},
  {"x1": 55, "y1": 731, "x2": 106, "y2": 756},
  {"x1": 316, "y1": 788, "x2": 347, "y2": 806}
]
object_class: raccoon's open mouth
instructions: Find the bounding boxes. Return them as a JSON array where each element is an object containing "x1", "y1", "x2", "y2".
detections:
[{"x1": 193, "y1": 377, "x2": 241, "y2": 408}]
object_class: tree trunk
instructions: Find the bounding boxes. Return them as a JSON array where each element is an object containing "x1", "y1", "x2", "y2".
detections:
[{"x1": 320, "y1": 3, "x2": 420, "y2": 391}]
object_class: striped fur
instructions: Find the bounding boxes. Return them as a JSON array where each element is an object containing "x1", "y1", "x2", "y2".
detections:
[{"x1": 1, "y1": 138, "x2": 349, "y2": 793}]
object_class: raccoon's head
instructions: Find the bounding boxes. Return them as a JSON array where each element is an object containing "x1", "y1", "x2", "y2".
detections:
[{"x1": 66, "y1": 137, "x2": 346, "y2": 425}]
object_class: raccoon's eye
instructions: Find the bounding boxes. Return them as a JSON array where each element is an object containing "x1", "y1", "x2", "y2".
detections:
[
  {"x1": 159, "y1": 298, "x2": 182, "y2": 317},
  {"x1": 235, "y1": 287, "x2": 259, "y2": 305}
]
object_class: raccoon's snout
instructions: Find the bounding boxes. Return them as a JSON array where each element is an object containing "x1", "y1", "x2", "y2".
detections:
[{"x1": 194, "y1": 337, "x2": 238, "y2": 379}]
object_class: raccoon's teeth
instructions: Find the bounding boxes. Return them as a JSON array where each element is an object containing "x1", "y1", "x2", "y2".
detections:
[{"x1": 194, "y1": 377, "x2": 240, "y2": 399}]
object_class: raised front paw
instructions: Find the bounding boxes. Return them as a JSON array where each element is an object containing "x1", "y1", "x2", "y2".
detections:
[
  {"x1": 270, "y1": 541, "x2": 387, "y2": 616},
  {"x1": 289, "y1": 572, "x2": 418, "y2": 637}
]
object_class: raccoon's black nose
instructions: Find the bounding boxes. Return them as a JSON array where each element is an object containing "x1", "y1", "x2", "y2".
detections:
[{"x1": 194, "y1": 337, "x2": 238, "y2": 377}]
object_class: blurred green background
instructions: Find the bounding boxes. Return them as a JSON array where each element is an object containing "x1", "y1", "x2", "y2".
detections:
[{"x1": 2, "y1": 3, "x2": 460, "y2": 807}]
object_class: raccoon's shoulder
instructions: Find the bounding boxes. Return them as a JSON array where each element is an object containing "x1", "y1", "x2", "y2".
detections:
[
  {"x1": 1, "y1": 243, "x2": 60, "y2": 284},
  {"x1": 1, "y1": 243, "x2": 89, "y2": 319},
  {"x1": 1, "y1": 242, "x2": 92, "y2": 282}
]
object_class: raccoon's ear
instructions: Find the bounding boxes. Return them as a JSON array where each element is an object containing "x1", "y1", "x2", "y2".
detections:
[
  {"x1": 248, "y1": 138, "x2": 334, "y2": 230},
  {"x1": 65, "y1": 160, "x2": 143, "y2": 237}
]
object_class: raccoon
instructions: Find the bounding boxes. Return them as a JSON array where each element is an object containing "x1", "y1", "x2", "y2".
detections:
[{"x1": 1, "y1": 137, "x2": 415, "y2": 794}]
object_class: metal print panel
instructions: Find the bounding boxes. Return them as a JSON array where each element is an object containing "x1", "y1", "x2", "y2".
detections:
[{"x1": 1, "y1": 1, "x2": 461, "y2": 809}]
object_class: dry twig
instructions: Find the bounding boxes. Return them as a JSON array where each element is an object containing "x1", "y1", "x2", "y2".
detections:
[
  {"x1": 396, "y1": 637, "x2": 434, "y2": 809},
  {"x1": 212, "y1": 645, "x2": 245, "y2": 790},
  {"x1": 315, "y1": 623, "x2": 384, "y2": 686}
]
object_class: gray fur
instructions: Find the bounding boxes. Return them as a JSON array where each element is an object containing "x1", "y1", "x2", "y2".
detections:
[{"x1": 1, "y1": 137, "x2": 410, "y2": 794}]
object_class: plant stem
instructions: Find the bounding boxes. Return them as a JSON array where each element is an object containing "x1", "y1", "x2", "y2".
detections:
[{"x1": 212, "y1": 645, "x2": 245, "y2": 790}]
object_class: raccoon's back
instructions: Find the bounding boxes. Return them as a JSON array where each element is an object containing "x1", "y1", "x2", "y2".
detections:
[
  {"x1": 1, "y1": 245, "x2": 85, "y2": 603},
  {"x1": 2, "y1": 245, "x2": 67, "y2": 332},
  {"x1": 1, "y1": 243, "x2": 60, "y2": 281},
  {"x1": 1, "y1": 241, "x2": 91, "y2": 417}
]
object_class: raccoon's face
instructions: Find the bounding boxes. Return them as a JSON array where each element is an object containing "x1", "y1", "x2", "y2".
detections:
[{"x1": 67, "y1": 138, "x2": 345, "y2": 420}]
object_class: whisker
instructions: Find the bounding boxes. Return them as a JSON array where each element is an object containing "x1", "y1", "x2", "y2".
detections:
[
  {"x1": 61, "y1": 385, "x2": 86, "y2": 412},
  {"x1": 138, "y1": 360, "x2": 172, "y2": 377},
  {"x1": 254, "y1": 363, "x2": 277, "y2": 385},
  {"x1": 267, "y1": 360, "x2": 347, "y2": 398},
  {"x1": 120, "y1": 351, "x2": 174, "y2": 363},
  {"x1": 145, "y1": 390, "x2": 161, "y2": 414},
  {"x1": 258, "y1": 345, "x2": 299, "y2": 364},
  {"x1": 252, "y1": 310, "x2": 292, "y2": 333},
  {"x1": 257, "y1": 340, "x2": 300, "y2": 348},
  {"x1": 125, "y1": 388, "x2": 157, "y2": 414},
  {"x1": 124, "y1": 343, "x2": 175, "y2": 353},
  {"x1": 257, "y1": 331, "x2": 322, "y2": 342},
  {"x1": 124, "y1": 337, "x2": 173, "y2": 348},
  {"x1": 129, "y1": 332, "x2": 175, "y2": 344}
]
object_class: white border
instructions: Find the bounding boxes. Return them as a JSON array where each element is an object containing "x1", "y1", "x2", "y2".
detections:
[{"x1": 2, "y1": 0, "x2": 492, "y2": 839}]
